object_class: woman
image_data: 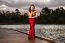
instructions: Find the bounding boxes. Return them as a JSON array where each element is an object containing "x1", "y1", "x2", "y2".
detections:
[{"x1": 27, "y1": 4, "x2": 38, "y2": 40}]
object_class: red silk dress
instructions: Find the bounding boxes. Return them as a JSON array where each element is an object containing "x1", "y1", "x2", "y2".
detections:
[{"x1": 28, "y1": 13, "x2": 36, "y2": 40}]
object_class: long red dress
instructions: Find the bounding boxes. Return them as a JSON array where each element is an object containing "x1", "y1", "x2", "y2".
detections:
[{"x1": 28, "y1": 18, "x2": 36, "y2": 40}]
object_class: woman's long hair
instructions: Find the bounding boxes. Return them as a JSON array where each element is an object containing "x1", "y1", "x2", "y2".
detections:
[{"x1": 29, "y1": 4, "x2": 35, "y2": 13}]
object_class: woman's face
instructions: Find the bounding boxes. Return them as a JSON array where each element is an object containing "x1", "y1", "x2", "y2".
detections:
[{"x1": 31, "y1": 6, "x2": 35, "y2": 11}]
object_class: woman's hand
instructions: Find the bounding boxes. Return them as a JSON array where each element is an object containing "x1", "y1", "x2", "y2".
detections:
[{"x1": 32, "y1": 11, "x2": 38, "y2": 18}]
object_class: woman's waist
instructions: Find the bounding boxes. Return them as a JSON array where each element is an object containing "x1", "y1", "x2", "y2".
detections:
[
  {"x1": 29, "y1": 18, "x2": 36, "y2": 19},
  {"x1": 28, "y1": 17, "x2": 35, "y2": 18}
]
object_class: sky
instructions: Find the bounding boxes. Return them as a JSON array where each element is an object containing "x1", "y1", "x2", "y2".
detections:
[{"x1": 0, "y1": 0, "x2": 65, "y2": 14}]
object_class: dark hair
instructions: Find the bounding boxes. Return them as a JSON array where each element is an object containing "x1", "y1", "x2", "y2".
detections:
[{"x1": 29, "y1": 4, "x2": 35, "y2": 13}]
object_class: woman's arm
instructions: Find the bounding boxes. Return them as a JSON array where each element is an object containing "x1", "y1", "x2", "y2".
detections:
[{"x1": 27, "y1": 11, "x2": 29, "y2": 17}]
